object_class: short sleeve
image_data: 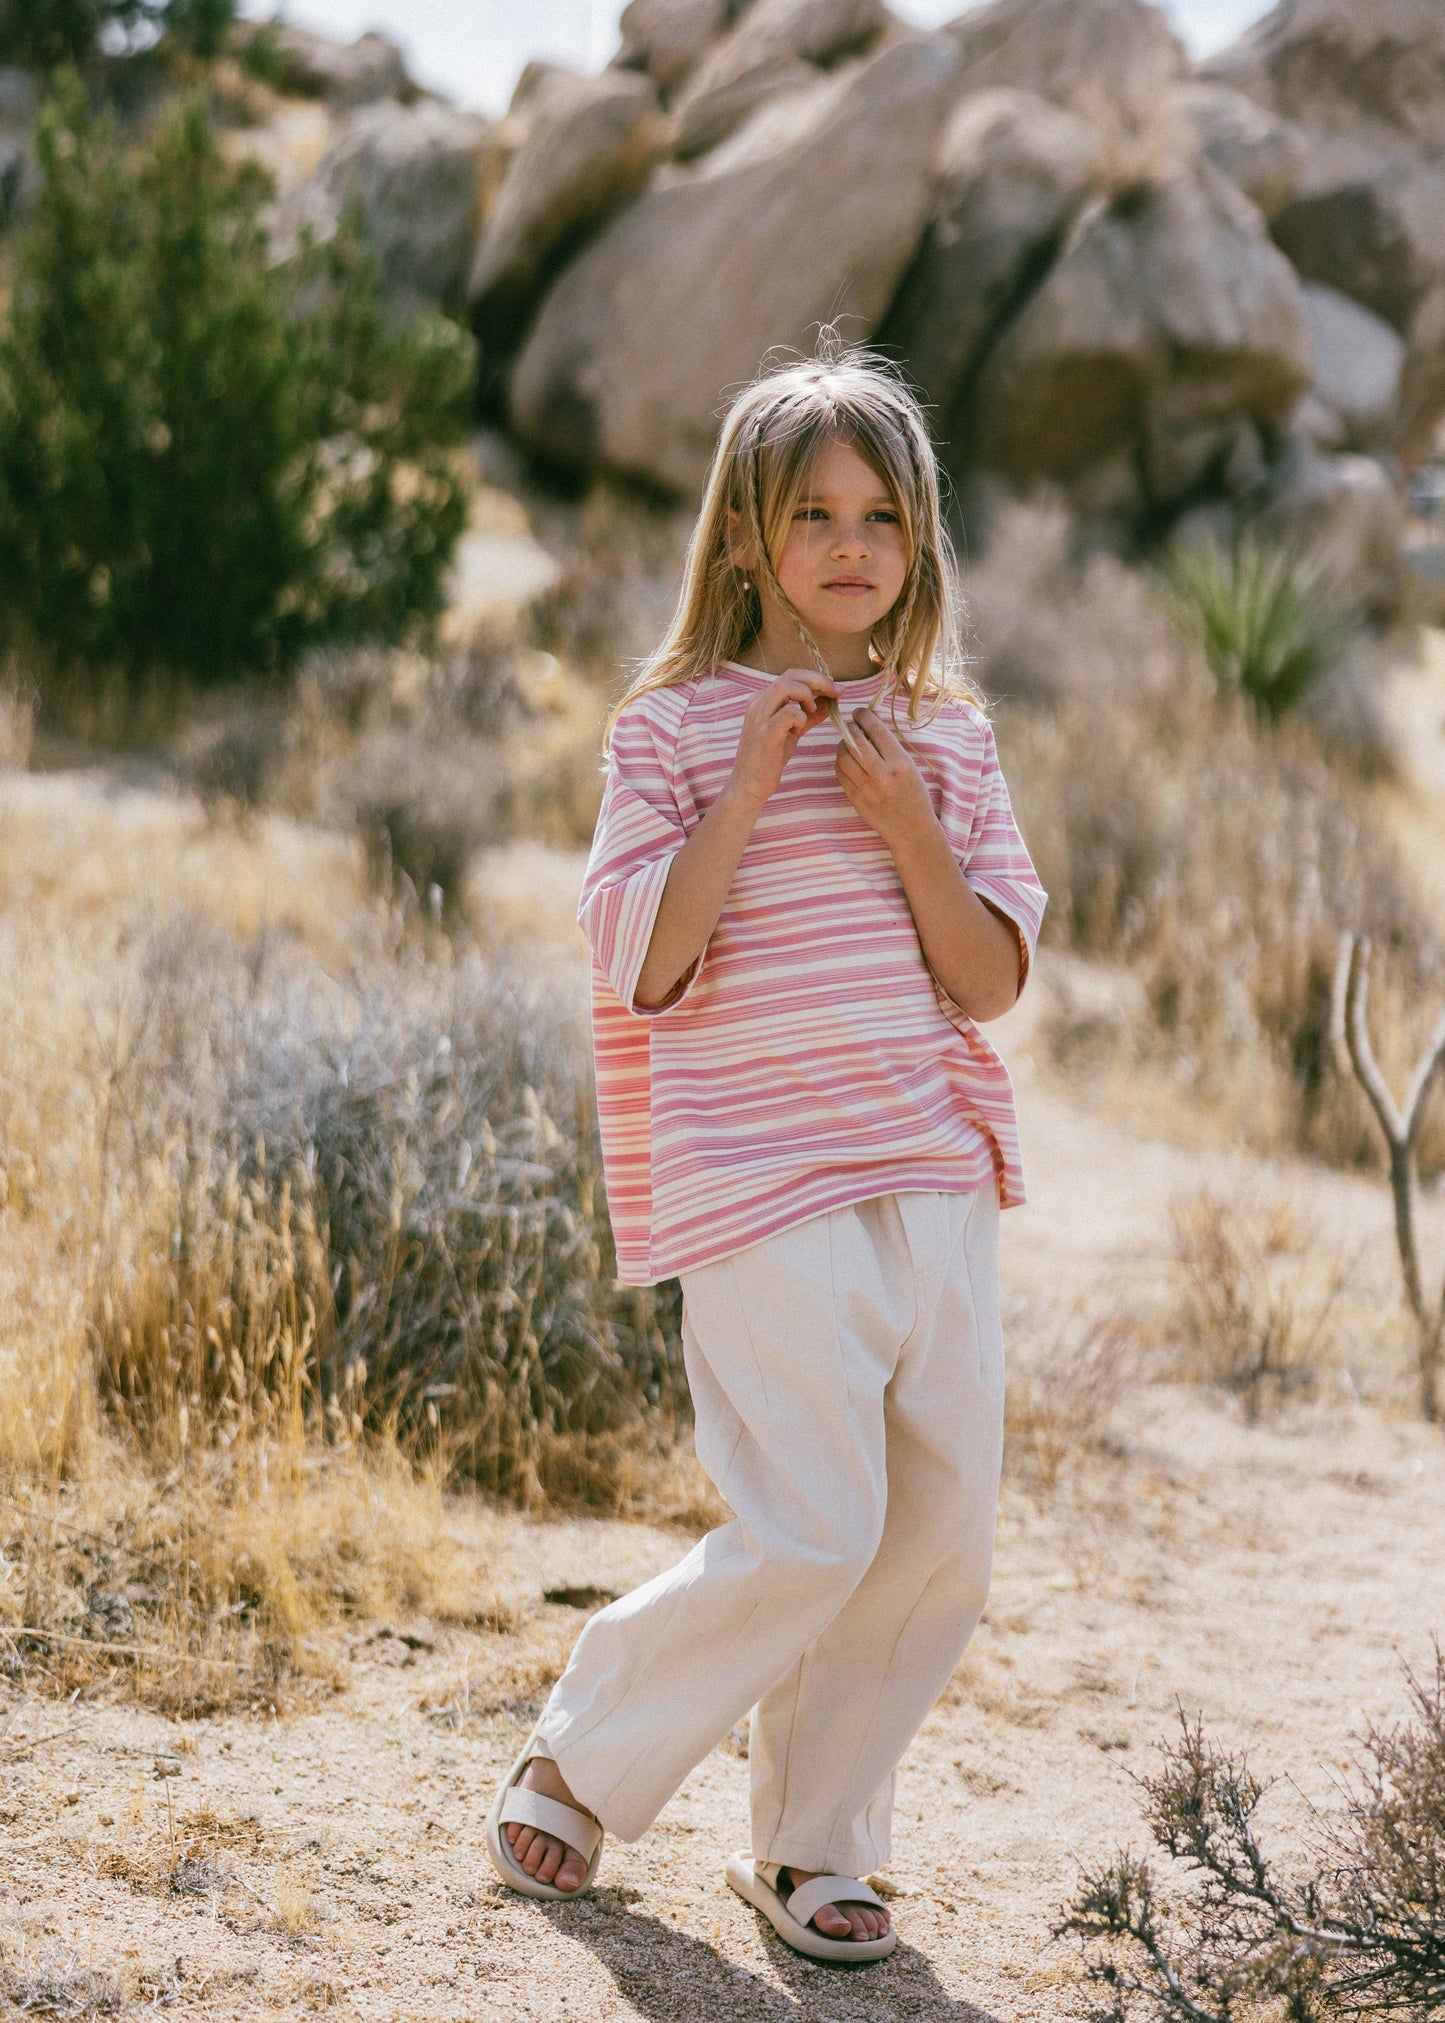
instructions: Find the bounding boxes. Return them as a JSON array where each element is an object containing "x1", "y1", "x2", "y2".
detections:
[
  {"x1": 578, "y1": 695, "x2": 703, "y2": 1018},
  {"x1": 938, "y1": 709, "x2": 1048, "y2": 998}
]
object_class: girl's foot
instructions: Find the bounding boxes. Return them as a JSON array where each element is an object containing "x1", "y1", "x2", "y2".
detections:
[
  {"x1": 776, "y1": 1866, "x2": 891, "y2": 1943},
  {"x1": 503, "y1": 1758, "x2": 596, "y2": 1893}
]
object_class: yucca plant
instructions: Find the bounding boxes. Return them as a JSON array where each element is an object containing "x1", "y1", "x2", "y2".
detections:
[{"x1": 1158, "y1": 535, "x2": 1356, "y2": 721}]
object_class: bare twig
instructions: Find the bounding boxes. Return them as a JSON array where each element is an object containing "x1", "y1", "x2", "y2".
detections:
[
  {"x1": 5, "y1": 1624, "x2": 240, "y2": 1667},
  {"x1": 1338, "y1": 932, "x2": 1445, "y2": 1419}
]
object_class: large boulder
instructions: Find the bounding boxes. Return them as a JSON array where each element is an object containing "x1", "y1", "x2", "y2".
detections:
[
  {"x1": 1267, "y1": 131, "x2": 1445, "y2": 334},
  {"x1": 670, "y1": 0, "x2": 893, "y2": 159},
  {"x1": 671, "y1": 58, "x2": 819, "y2": 159},
  {"x1": 881, "y1": 88, "x2": 1101, "y2": 421},
  {"x1": 509, "y1": 35, "x2": 961, "y2": 494},
  {"x1": 232, "y1": 24, "x2": 409, "y2": 109},
  {"x1": 968, "y1": 163, "x2": 1314, "y2": 516},
  {"x1": 1299, "y1": 280, "x2": 1405, "y2": 447},
  {"x1": 1263, "y1": 132, "x2": 1445, "y2": 454},
  {"x1": 614, "y1": 0, "x2": 755, "y2": 101},
  {"x1": 1202, "y1": 0, "x2": 1445, "y2": 159},
  {"x1": 1204, "y1": 1, "x2": 1445, "y2": 459},
  {"x1": 1177, "y1": 80, "x2": 1309, "y2": 218},
  {"x1": 467, "y1": 71, "x2": 663, "y2": 343},
  {"x1": 946, "y1": 0, "x2": 1189, "y2": 188},
  {"x1": 290, "y1": 100, "x2": 490, "y2": 311}
]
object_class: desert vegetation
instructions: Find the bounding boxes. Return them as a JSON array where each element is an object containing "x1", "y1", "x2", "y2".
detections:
[
  {"x1": 1060, "y1": 1652, "x2": 1445, "y2": 2019},
  {"x1": 0, "y1": 0, "x2": 1442, "y2": 2013}
]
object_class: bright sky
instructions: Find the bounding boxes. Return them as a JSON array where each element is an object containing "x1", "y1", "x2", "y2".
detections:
[{"x1": 239, "y1": 0, "x2": 1274, "y2": 116}]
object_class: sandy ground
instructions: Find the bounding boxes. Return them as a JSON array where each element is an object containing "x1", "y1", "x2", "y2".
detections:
[{"x1": 4, "y1": 945, "x2": 1444, "y2": 2020}]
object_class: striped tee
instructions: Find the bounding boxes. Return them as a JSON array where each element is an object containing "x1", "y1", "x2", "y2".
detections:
[{"x1": 579, "y1": 659, "x2": 1048, "y2": 1285}]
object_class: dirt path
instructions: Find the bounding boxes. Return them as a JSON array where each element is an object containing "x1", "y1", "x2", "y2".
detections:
[{"x1": 4, "y1": 935, "x2": 1443, "y2": 2022}]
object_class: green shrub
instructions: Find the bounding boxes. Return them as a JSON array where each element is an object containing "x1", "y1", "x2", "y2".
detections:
[
  {"x1": 0, "y1": 78, "x2": 472, "y2": 692},
  {"x1": 0, "y1": 0, "x2": 233, "y2": 68},
  {"x1": 1159, "y1": 535, "x2": 1356, "y2": 721}
]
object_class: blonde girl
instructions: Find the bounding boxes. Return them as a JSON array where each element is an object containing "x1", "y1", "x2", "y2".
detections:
[{"x1": 485, "y1": 339, "x2": 1046, "y2": 1965}]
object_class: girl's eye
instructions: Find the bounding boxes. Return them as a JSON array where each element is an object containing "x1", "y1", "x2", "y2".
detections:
[
  {"x1": 794, "y1": 506, "x2": 827, "y2": 521},
  {"x1": 869, "y1": 510, "x2": 899, "y2": 523}
]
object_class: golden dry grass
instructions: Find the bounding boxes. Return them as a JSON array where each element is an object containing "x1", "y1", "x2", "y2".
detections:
[{"x1": 0, "y1": 766, "x2": 678, "y2": 1713}]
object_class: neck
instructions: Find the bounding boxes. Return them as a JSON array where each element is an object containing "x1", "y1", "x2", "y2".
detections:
[{"x1": 746, "y1": 607, "x2": 878, "y2": 682}]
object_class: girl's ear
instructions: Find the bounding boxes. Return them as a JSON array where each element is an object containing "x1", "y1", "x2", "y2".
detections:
[{"x1": 725, "y1": 508, "x2": 757, "y2": 572}]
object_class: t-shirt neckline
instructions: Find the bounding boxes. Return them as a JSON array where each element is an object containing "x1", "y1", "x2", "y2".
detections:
[{"x1": 720, "y1": 658, "x2": 894, "y2": 699}]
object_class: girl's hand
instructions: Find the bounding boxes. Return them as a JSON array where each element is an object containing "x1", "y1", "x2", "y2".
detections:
[
  {"x1": 727, "y1": 668, "x2": 838, "y2": 812},
  {"x1": 836, "y1": 706, "x2": 935, "y2": 847}
]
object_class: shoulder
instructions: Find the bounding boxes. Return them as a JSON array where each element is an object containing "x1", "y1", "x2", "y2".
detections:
[
  {"x1": 611, "y1": 679, "x2": 705, "y2": 761},
  {"x1": 903, "y1": 688, "x2": 997, "y2": 763}
]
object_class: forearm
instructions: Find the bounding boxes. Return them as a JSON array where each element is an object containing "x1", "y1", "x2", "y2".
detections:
[
  {"x1": 633, "y1": 786, "x2": 761, "y2": 1009},
  {"x1": 888, "y1": 812, "x2": 1022, "y2": 1021}
]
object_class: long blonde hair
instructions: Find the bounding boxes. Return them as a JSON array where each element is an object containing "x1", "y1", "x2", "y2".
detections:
[{"x1": 604, "y1": 336, "x2": 977, "y2": 748}]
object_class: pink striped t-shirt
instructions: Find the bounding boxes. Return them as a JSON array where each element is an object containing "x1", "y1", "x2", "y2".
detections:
[{"x1": 579, "y1": 660, "x2": 1047, "y2": 1285}]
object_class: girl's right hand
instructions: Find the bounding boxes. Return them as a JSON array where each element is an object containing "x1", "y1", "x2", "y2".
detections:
[{"x1": 727, "y1": 669, "x2": 838, "y2": 812}]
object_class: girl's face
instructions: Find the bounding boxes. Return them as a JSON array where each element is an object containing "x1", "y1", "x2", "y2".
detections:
[{"x1": 772, "y1": 438, "x2": 909, "y2": 651}]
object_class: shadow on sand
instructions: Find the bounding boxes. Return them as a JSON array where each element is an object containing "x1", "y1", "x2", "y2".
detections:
[{"x1": 537, "y1": 1884, "x2": 1010, "y2": 2023}]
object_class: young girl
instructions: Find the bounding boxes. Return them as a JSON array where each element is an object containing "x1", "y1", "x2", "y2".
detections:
[{"x1": 485, "y1": 342, "x2": 1046, "y2": 1965}]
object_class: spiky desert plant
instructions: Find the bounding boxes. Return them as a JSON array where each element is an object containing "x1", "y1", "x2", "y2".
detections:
[{"x1": 1159, "y1": 535, "x2": 1355, "y2": 721}]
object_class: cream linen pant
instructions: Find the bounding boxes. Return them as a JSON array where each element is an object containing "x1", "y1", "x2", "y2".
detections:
[{"x1": 532, "y1": 1185, "x2": 1005, "y2": 1878}]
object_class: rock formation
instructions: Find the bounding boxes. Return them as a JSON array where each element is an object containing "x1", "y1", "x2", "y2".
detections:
[
  {"x1": 10, "y1": 0, "x2": 1445, "y2": 594},
  {"x1": 509, "y1": 35, "x2": 962, "y2": 494},
  {"x1": 467, "y1": 69, "x2": 663, "y2": 343},
  {"x1": 294, "y1": 99, "x2": 491, "y2": 312}
]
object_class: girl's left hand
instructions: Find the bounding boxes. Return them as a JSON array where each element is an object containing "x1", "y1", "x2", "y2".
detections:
[{"x1": 836, "y1": 706, "x2": 935, "y2": 847}]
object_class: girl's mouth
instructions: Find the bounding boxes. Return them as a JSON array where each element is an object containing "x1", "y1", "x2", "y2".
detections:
[{"x1": 822, "y1": 579, "x2": 875, "y2": 594}]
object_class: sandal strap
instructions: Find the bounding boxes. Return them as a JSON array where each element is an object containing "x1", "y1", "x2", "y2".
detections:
[
  {"x1": 785, "y1": 1873, "x2": 887, "y2": 1928},
  {"x1": 499, "y1": 1787, "x2": 602, "y2": 1863}
]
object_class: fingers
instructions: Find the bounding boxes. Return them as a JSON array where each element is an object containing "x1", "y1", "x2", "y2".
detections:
[
  {"x1": 775, "y1": 664, "x2": 841, "y2": 702},
  {"x1": 849, "y1": 704, "x2": 906, "y2": 760},
  {"x1": 765, "y1": 675, "x2": 835, "y2": 721}
]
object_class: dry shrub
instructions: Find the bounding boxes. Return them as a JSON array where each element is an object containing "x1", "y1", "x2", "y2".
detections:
[
  {"x1": 526, "y1": 477, "x2": 694, "y2": 685},
  {"x1": 995, "y1": 638, "x2": 1444, "y2": 1173},
  {"x1": 963, "y1": 502, "x2": 1191, "y2": 711},
  {"x1": 1006, "y1": 1293, "x2": 1145, "y2": 1491},
  {"x1": 1168, "y1": 1187, "x2": 1353, "y2": 1416},
  {"x1": 68, "y1": 915, "x2": 681, "y2": 1504},
  {"x1": 1058, "y1": 1651, "x2": 1445, "y2": 2019},
  {"x1": 0, "y1": 773, "x2": 686, "y2": 1704}
]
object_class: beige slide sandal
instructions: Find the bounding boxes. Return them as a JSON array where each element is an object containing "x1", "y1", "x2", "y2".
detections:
[
  {"x1": 725, "y1": 1852, "x2": 898, "y2": 1963},
  {"x1": 485, "y1": 1736, "x2": 604, "y2": 1901}
]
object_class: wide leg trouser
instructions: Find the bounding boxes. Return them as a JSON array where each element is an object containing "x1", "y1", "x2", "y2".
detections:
[{"x1": 532, "y1": 1185, "x2": 1005, "y2": 1878}]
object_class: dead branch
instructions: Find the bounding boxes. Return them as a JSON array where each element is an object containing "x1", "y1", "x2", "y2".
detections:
[
  {"x1": 1337, "y1": 932, "x2": 1445, "y2": 1420},
  {"x1": 1057, "y1": 1655, "x2": 1445, "y2": 2019}
]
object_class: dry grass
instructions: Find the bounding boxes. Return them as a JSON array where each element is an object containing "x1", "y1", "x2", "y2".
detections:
[
  {"x1": 1168, "y1": 1186, "x2": 1357, "y2": 1418},
  {"x1": 1005, "y1": 1292, "x2": 1148, "y2": 1493},
  {"x1": 976, "y1": 516, "x2": 1445, "y2": 1174},
  {"x1": 0, "y1": 766, "x2": 682, "y2": 1711},
  {"x1": 0, "y1": 1431, "x2": 504, "y2": 1714}
]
